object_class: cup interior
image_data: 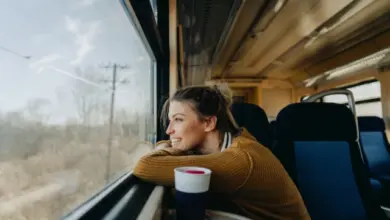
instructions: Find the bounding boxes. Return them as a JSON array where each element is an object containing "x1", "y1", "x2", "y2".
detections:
[{"x1": 174, "y1": 167, "x2": 212, "y2": 175}]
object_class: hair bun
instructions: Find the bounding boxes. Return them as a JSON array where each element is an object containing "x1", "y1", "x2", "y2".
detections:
[{"x1": 213, "y1": 83, "x2": 233, "y2": 107}]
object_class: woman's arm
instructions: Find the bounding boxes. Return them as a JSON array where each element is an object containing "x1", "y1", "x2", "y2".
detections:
[{"x1": 133, "y1": 147, "x2": 253, "y2": 193}]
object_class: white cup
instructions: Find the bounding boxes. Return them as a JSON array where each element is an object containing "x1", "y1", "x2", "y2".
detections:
[
  {"x1": 174, "y1": 167, "x2": 212, "y2": 193},
  {"x1": 174, "y1": 167, "x2": 212, "y2": 220}
]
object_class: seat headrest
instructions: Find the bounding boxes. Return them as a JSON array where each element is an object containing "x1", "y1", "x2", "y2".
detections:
[
  {"x1": 275, "y1": 102, "x2": 357, "y2": 141},
  {"x1": 231, "y1": 103, "x2": 272, "y2": 146},
  {"x1": 358, "y1": 116, "x2": 385, "y2": 132}
]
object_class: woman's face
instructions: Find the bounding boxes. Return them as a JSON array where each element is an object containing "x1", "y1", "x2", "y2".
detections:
[{"x1": 166, "y1": 101, "x2": 209, "y2": 150}]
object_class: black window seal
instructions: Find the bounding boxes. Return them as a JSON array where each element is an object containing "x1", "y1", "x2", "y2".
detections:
[
  {"x1": 61, "y1": 172, "x2": 137, "y2": 220},
  {"x1": 339, "y1": 79, "x2": 378, "y2": 90}
]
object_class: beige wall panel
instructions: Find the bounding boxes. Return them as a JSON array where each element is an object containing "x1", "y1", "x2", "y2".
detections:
[
  {"x1": 378, "y1": 71, "x2": 390, "y2": 137},
  {"x1": 261, "y1": 88, "x2": 293, "y2": 118}
]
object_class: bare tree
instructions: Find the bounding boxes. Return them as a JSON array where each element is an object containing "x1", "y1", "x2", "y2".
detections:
[
  {"x1": 71, "y1": 67, "x2": 107, "y2": 126},
  {"x1": 67, "y1": 67, "x2": 110, "y2": 143},
  {"x1": 115, "y1": 108, "x2": 138, "y2": 137},
  {"x1": 3, "y1": 111, "x2": 25, "y2": 127},
  {"x1": 25, "y1": 98, "x2": 51, "y2": 124}
]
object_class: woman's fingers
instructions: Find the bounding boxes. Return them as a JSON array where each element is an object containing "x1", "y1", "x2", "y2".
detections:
[{"x1": 155, "y1": 142, "x2": 170, "y2": 150}]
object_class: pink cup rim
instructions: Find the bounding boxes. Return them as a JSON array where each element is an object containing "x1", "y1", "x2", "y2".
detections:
[
  {"x1": 174, "y1": 167, "x2": 212, "y2": 175},
  {"x1": 184, "y1": 170, "x2": 205, "y2": 174}
]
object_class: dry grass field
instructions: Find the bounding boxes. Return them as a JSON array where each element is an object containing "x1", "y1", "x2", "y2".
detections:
[{"x1": 0, "y1": 118, "x2": 153, "y2": 220}]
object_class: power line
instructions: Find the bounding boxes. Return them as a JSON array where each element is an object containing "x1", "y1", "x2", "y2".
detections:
[{"x1": 0, "y1": 45, "x2": 31, "y2": 60}]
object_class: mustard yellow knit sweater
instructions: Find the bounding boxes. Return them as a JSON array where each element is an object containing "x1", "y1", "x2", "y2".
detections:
[{"x1": 133, "y1": 129, "x2": 310, "y2": 220}]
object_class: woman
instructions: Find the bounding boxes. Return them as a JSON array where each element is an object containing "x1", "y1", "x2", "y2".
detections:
[{"x1": 133, "y1": 85, "x2": 310, "y2": 220}]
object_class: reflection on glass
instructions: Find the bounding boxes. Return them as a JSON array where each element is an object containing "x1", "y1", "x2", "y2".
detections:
[
  {"x1": 149, "y1": 0, "x2": 158, "y2": 20},
  {"x1": 0, "y1": 1, "x2": 154, "y2": 219}
]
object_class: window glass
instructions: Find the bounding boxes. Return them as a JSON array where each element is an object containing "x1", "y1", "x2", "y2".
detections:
[
  {"x1": 323, "y1": 94, "x2": 348, "y2": 104},
  {"x1": 348, "y1": 81, "x2": 381, "y2": 102},
  {"x1": 0, "y1": 1, "x2": 154, "y2": 219},
  {"x1": 355, "y1": 102, "x2": 383, "y2": 118},
  {"x1": 322, "y1": 81, "x2": 382, "y2": 118}
]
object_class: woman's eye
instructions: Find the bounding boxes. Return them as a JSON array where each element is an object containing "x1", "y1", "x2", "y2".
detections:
[{"x1": 175, "y1": 118, "x2": 183, "y2": 122}]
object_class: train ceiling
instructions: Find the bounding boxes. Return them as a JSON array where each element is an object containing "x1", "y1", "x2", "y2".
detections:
[{"x1": 178, "y1": 0, "x2": 390, "y2": 87}]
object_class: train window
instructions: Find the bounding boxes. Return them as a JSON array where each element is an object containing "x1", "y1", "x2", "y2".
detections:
[
  {"x1": 0, "y1": 1, "x2": 155, "y2": 219},
  {"x1": 323, "y1": 94, "x2": 348, "y2": 104},
  {"x1": 355, "y1": 102, "x2": 383, "y2": 118},
  {"x1": 323, "y1": 80, "x2": 382, "y2": 117},
  {"x1": 349, "y1": 81, "x2": 382, "y2": 117},
  {"x1": 348, "y1": 81, "x2": 381, "y2": 102}
]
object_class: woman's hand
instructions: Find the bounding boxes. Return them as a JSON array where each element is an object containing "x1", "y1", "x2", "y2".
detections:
[
  {"x1": 155, "y1": 140, "x2": 196, "y2": 155},
  {"x1": 155, "y1": 142, "x2": 171, "y2": 150}
]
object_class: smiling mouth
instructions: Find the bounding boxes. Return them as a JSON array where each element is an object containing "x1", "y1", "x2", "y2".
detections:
[{"x1": 171, "y1": 139, "x2": 181, "y2": 144}]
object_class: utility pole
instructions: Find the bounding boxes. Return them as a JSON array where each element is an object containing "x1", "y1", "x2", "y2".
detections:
[{"x1": 100, "y1": 63, "x2": 130, "y2": 183}]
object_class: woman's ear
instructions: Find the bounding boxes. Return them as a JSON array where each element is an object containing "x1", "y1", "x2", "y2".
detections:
[{"x1": 204, "y1": 116, "x2": 217, "y2": 132}]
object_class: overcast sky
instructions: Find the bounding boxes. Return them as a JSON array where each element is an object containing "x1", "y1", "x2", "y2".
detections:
[{"x1": 0, "y1": 0, "x2": 155, "y2": 124}]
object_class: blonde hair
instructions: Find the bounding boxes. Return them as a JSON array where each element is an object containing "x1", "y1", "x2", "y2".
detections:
[{"x1": 161, "y1": 84, "x2": 240, "y2": 135}]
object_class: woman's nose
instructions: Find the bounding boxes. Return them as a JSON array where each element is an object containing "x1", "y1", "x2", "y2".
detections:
[{"x1": 166, "y1": 123, "x2": 174, "y2": 135}]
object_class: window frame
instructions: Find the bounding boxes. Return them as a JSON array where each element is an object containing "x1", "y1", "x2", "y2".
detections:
[{"x1": 121, "y1": 0, "x2": 170, "y2": 141}]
